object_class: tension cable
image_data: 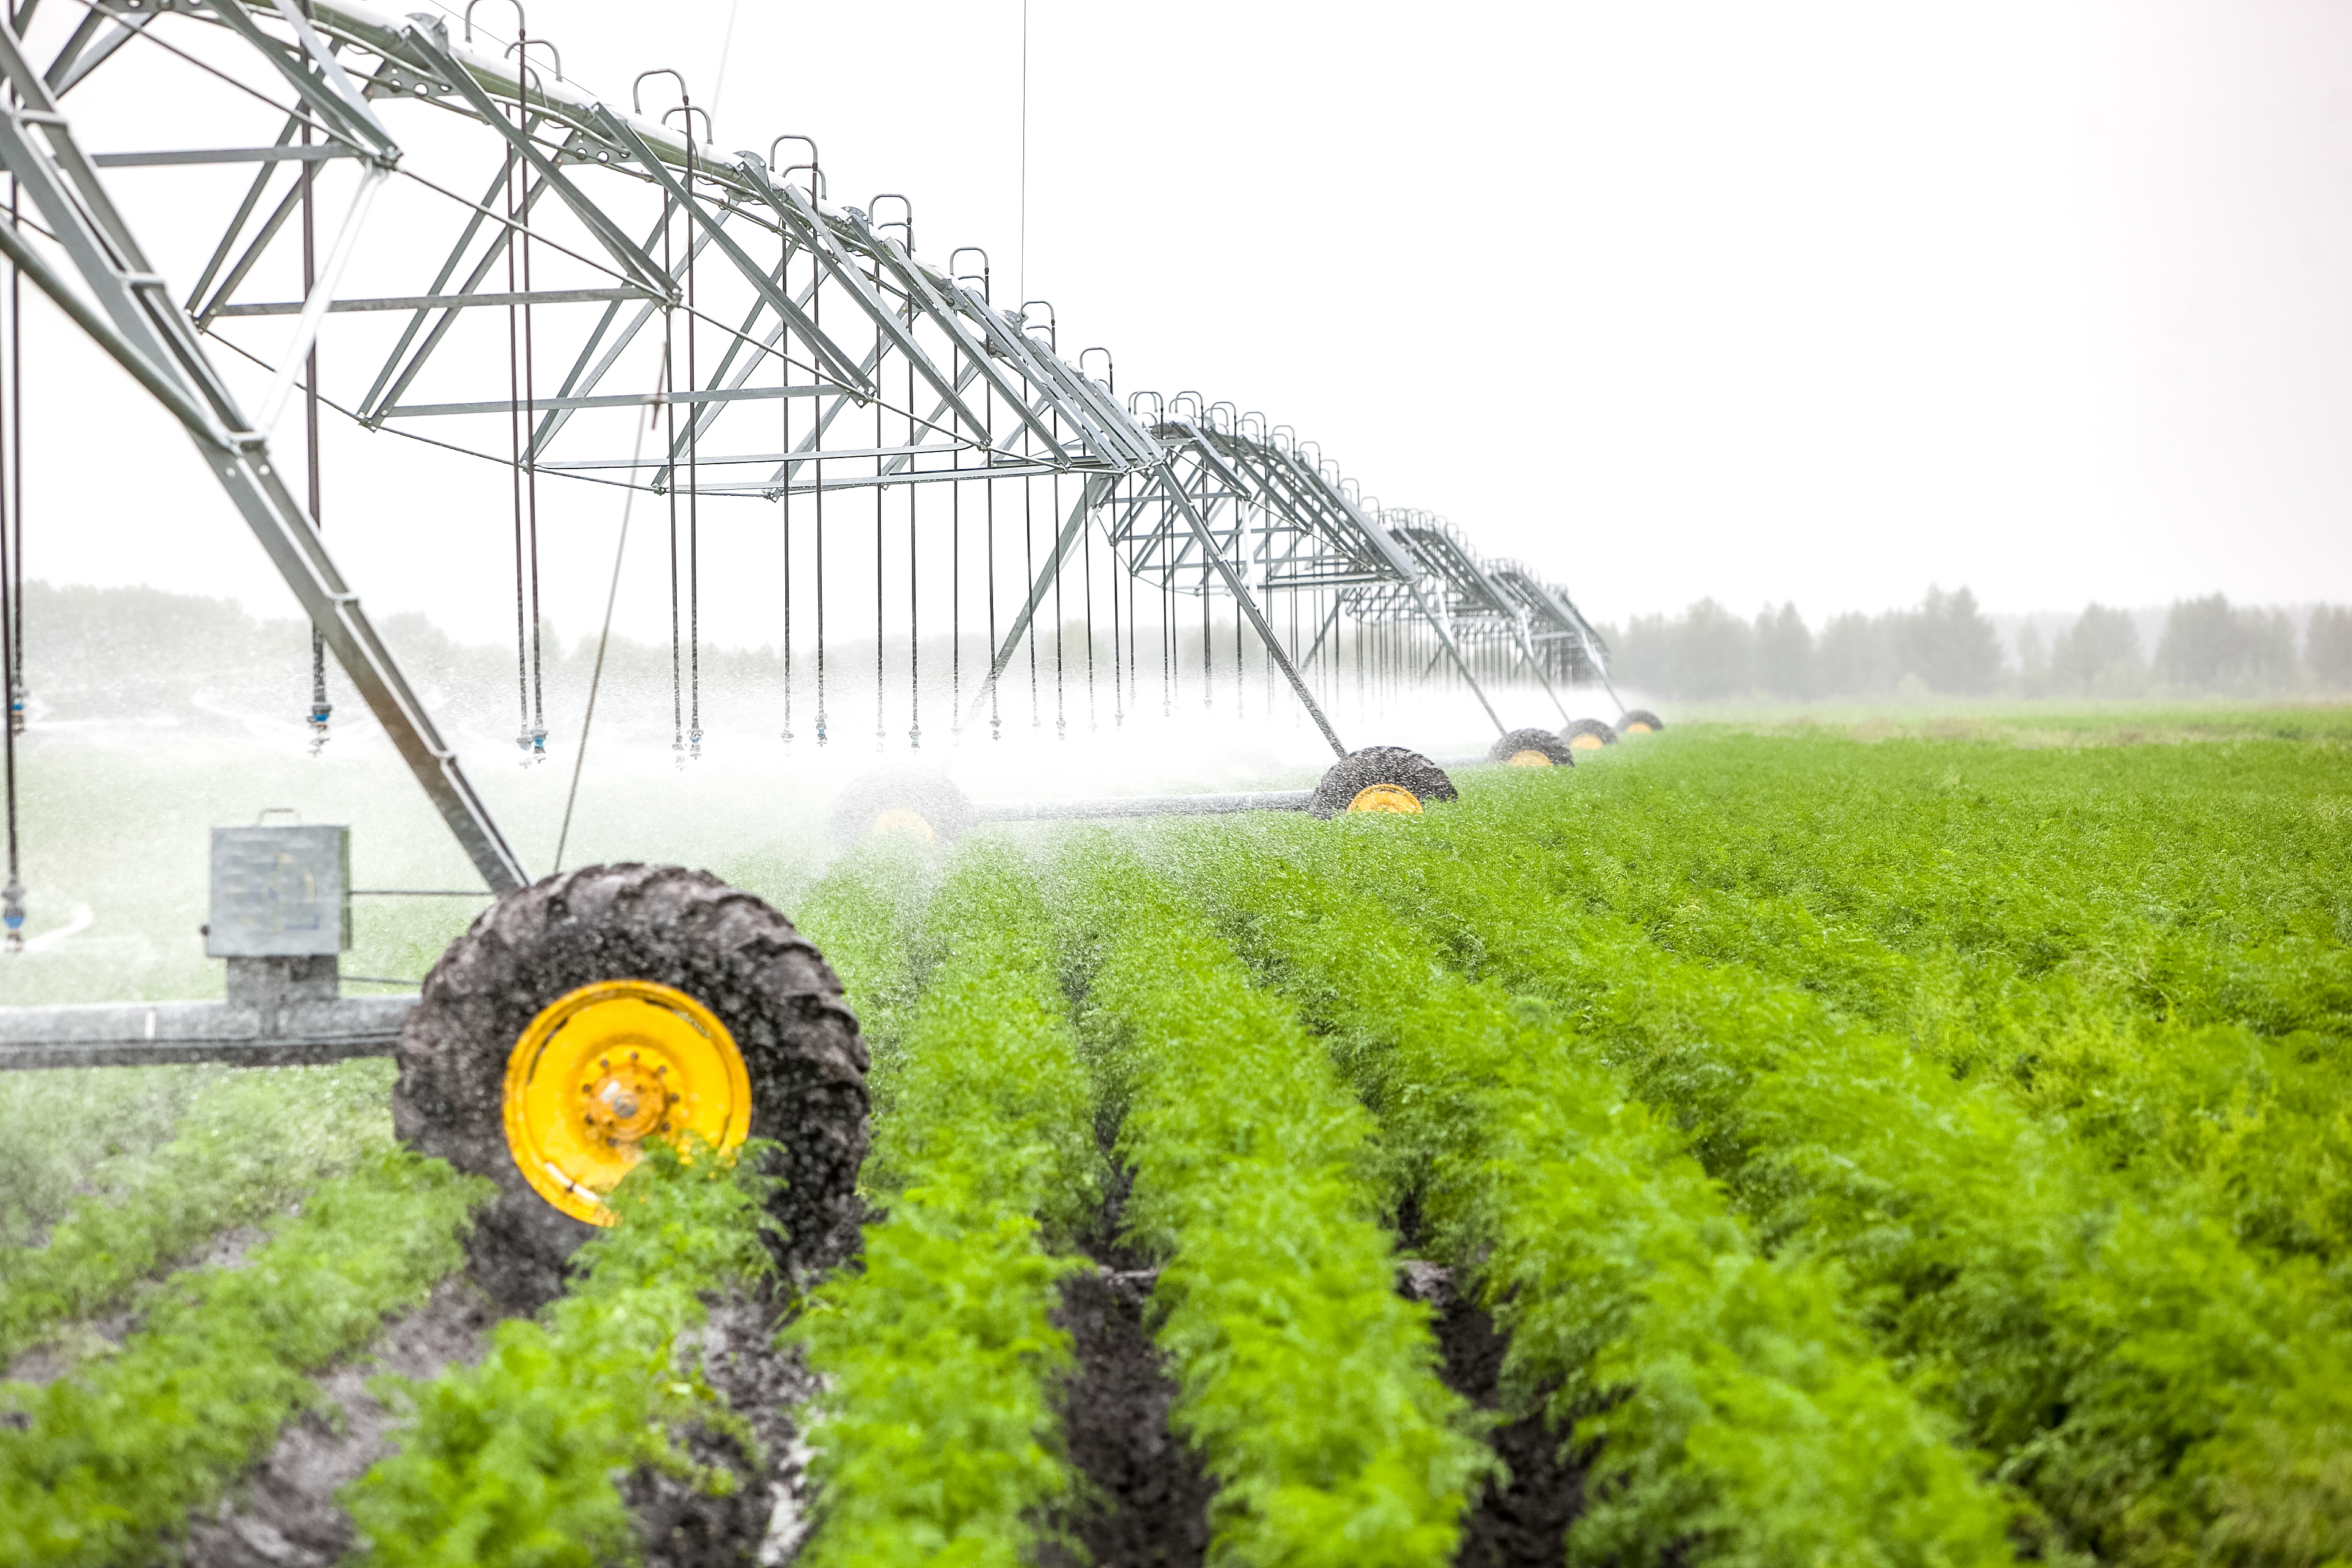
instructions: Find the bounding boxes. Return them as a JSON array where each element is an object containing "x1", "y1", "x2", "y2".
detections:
[
  {"x1": 1, "y1": 175, "x2": 19, "y2": 952},
  {"x1": 554, "y1": 387, "x2": 660, "y2": 872}
]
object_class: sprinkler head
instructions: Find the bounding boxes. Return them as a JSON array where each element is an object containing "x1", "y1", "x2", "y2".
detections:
[{"x1": 2, "y1": 878, "x2": 23, "y2": 955}]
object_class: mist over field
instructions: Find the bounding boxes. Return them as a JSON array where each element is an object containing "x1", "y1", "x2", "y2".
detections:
[
  {"x1": 3, "y1": 577, "x2": 2344, "y2": 1019},
  {"x1": 0, "y1": 579, "x2": 1544, "y2": 1007}
]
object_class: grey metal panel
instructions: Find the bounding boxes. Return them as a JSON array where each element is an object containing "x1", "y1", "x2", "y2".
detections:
[{"x1": 208, "y1": 825, "x2": 350, "y2": 958}]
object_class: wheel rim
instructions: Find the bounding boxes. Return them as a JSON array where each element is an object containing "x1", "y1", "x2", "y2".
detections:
[
  {"x1": 1506, "y1": 748, "x2": 1553, "y2": 768},
  {"x1": 503, "y1": 980, "x2": 752, "y2": 1226},
  {"x1": 1622, "y1": 720, "x2": 1655, "y2": 734},
  {"x1": 870, "y1": 807, "x2": 936, "y2": 841},
  {"x1": 1569, "y1": 733, "x2": 1606, "y2": 750},
  {"x1": 1346, "y1": 783, "x2": 1424, "y2": 814}
]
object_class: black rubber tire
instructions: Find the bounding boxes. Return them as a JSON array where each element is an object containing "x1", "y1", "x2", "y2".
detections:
[
  {"x1": 393, "y1": 863, "x2": 870, "y2": 1308},
  {"x1": 825, "y1": 769, "x2": 977, "y2": 847},
  {"x1": 1562, "y1": 718, "x2": 1619, "y2": 749},
  {"x1": 1308, "y1": 746, "x2": 1459, "y2": 819},
  {"x1": 1487, "y1": 727, "x2": 1577, "y2": 767},
  {"x1": 1617, "y1": 708, "x2": 1665, "y2": 734}
]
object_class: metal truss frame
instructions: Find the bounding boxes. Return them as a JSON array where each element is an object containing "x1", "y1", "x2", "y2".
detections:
[
  {"x1": 0, "y1": 0, "x2": 1620, "y2": 888},
  {"x1": 0, "y1": 5, "x2": 528, "y2": 891}
]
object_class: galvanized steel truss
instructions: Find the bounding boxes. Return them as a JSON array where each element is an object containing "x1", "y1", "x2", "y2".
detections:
[{"x1": 0, "y1": 0, "x2": 1614, "y2": 885}]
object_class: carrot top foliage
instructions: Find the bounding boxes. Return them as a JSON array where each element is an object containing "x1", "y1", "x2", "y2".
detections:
[
  {"x1": 1055, "y1": 835, "x2": 1494, "y2": 1568},
  {"x1": 1377, "y1": 740, "x2": 2352, "y2": 1566},
  {"x1": 1160, "y1": 814, "x2": 2018, "y2": 1568},
  {"x1": 0, "y1": 1149, "x2": 486, "y2": 1568},
  {"x1": 791, "y1": 841, "x2": 1103, "y2": 1567},
  {"x1": 344, "y1": 1140, "x2": 775, "y2": 1568}
]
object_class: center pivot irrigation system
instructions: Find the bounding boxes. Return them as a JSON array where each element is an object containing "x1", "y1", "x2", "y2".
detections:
[{"x1": 0, "y1": 0, "x2": 1659, "y2": 1280}]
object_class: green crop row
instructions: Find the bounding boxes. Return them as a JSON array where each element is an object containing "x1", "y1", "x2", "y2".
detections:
[
  {"x1": 0, "y1": 1148, "x2": 486, "y2": 1568},
  {"x1": 1054, "y1": 838, "x2": 1492, "y2": 1567},
  {"x1": 0, "y1": 1064, "x2": 215, "y2": 1249},
  {"x1": 1366, "y1": 774, "x2": 2352, "y2": 1566},
  {"x1": 1488, "y1": 740, "x2": 2352, "y2": 1268},
  {"x1": 1161, "y1": 815, "x2": 2019, "y2": 1567},
  {"x1": 793, "y1": 842, "x2": 1104, "y2": 1566},
  {"x1": 0, "y1": 1058, "x2": 397, "y2": 1363},
  {"x1": 792, "y1": 834, "x2": 936, "y2": 1115},
  {"x1": 345, "y1": 1139, "x2": 775, "y2": 1568}
]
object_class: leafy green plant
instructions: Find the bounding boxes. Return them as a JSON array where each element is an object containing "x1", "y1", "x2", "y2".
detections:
[
  {"x1": 792, "y1": 842, "x2": 1103, "y2": 1566},
  {"x1": 344, "y1": 1139, "x2": 774, "y2": 1568},
  {"x1": 0, "y1": 1058, "x2": 397, "y2": 1362},
  {"x1": 792, "y1": 833, "x2": 938, "y2": 1107},
  {"x1": 1361, "y1": 774, "x2": 2352, "y2": 1566},
  {"x1": 1461, "y1": 736, "x2": 2352, "y2": 1267},
  {"x1": 1053, "y1": 835, "x2": 1492, "y2": 1567},
  {"x1": 0, "y1": 1063, "x2": 214, "y2": 1249},
  {"x1": 0, "y1": 1148, "x2": 486, "y2": 1568},
  {"x1": 1161, "y1": 817, "x2": 2016, "y2": 1567}
]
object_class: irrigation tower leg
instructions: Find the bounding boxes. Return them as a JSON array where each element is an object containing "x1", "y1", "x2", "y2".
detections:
[
  {"x1": 1157, "y1": 475, "x2": 1348, "y2": 760},
  {"x1": 967, "y1": 473, "x2": 1117, "y2": 729},
  {"x1": 1297, "y1": 599, "x2": 1342, "y2": 671},
  {"x1": 1509, "y1": 620, "x2": 1575, "y2": 725},
  {"x1": 1403, "y1": 581, "x2": 1506, "y2": 736}
]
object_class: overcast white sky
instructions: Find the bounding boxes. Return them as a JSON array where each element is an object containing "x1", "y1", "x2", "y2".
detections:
[{"x1": 22, "y1": 0, "x2": 2352, "y2": 639}]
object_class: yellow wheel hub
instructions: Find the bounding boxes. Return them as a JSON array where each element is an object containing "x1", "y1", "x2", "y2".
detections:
[
  {"x1": 1346, "y1": 783, "x2": 1423, "y2": 814},
  {"x1": 503, "y1": 980, "x2": 752, "y2": 1226},
  {"x1": 870, "y1": 807, "x2": 936, "y2": 841},
  {"x1": 1569, "y1": 732, "x2": 1606, "y2": 750},
  {"x1": 1621, "y1": 719, "x2": 1655, "y2": 734},
  {"x1": 1507, "y1": 749, "x2": 1554, "y2": 768}
]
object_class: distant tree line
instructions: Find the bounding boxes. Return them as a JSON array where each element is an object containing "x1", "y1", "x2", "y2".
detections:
[{"x1": 1603, "y1": 589, "x2": 2352, "y2": 701}]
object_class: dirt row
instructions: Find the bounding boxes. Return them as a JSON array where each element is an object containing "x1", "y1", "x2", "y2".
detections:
[{"x1": 7, "y1": 1182, "x2": 1583, "y2": 1564}]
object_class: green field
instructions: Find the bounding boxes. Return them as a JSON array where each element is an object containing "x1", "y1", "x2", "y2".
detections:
[{"x1": 4, "y1": 706, "x2": 2348, "y2": 1566}]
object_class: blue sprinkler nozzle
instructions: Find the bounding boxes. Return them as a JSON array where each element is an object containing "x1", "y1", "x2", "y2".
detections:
[{"x1": 3, "y1": 878, "x2": 24, "y2": 954}]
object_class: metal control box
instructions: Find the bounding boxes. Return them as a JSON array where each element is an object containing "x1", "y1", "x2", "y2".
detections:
[{"x1": 207, "y1": 825, "x2": 351, "y2": 958}]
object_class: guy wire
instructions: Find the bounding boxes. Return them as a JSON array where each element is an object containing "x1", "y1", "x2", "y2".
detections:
[{"x1": 554, "y1": 384, "x2": 660, "y2": 872}]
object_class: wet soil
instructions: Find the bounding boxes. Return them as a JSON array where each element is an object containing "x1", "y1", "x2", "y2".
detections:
[
  {"x1": 1044, "y1": 1155, "x2": 1213, "y2": 1568},
  {"x1": 1047, "y1": 1266, "x2": 1213, "y2": 1568},
  {"x1": 1400, "y1": 1263, "x2": 1586, "y2": 1568},
  {"x1": 182, "y1": 1274, "x2": 503, "y2": 1567},
  {"x1": 173, "y1": 1274, "x2": 825, "y2": 1568},
  {"x1": 626, "y1": 1285, "x2": 823, "y2": 1568}
]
